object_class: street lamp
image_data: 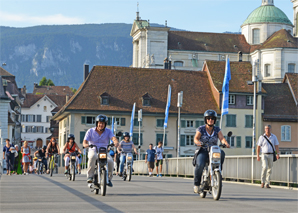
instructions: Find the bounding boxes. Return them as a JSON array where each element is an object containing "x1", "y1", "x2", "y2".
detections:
[
  {"x1": 177, "y1": 91, "x2": 183, "y2": 175},
  {"x1": 138, "y1": 109, "x2": 142, "y2": 161}
]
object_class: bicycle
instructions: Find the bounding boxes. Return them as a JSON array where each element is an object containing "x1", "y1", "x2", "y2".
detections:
[
  {"x1": 48, "y1": 153, "x2": 58, "y2": 177},
  {"x1": 37, "y1": 157, "x2": 46, "y2": 175}
]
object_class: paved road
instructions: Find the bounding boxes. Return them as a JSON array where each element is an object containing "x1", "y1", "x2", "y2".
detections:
[{"x1": 0, "y1": 174, "x2": 297, "y2": 213}]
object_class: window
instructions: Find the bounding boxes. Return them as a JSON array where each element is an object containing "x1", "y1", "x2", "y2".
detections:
[
  {"x1": 44, "y1": 106, "x2": 47, "y2": 112},
  {"x1": 226, "y1": 114, "x2": 236, "y2": 127},
  {"x1": 174, "y1": 61, "x2": 183, "y2": 67},
  {"x1": 101, "y1": 97, "x2": 109, "y2": 105},
  {"x1": 156, "y1": 119, "x2": 164, "y2": 127},
  {"x1": 195, "y1": 120, "x2": 204, "y2": 128},
  {"x1": 143, "y1": 98, "x2": 150, "y2": 106},
  {"x1": 26, "y1": 115, "x2": 35, "y2": 122},
  {"x1": 25, "y1": 126, "x2": 36, "y2": 133},
  {"x1": 228, "y1": 95, "x2": 235, "y2": 105},
  {"x1": 36, "y1": 126, "x2": 43, "y2": 133},
  {"x1": 236, "y1": 136, "x2": 241, "y2": 148},
  {"x1": 265, "y1": 64, "x2": 271, "y2": 77},
  {"x1": 134, "y1": 118, "x2": 142, "y2": 127},
  {"x1": 166, "y1": 154, "x2": 172, "y2": 158},
  {"x1": 253, "y1": 29, "x2": 260, "y2": 44},
  {"x1": 181, "y1": 120, "x2": 186, "y2": 128},
  {"x1": 245, "y1": 136, "x2": 252, "y2": 148},
  {"x1": 80, "y1": 131, "x2": 86, "y2": 144},
  {"x1": 180, "y1": 135, "x2": 186, "y2": 146},
  {"x1": 21, "y1": 115, "x2": 25, "y2": 122},
  {"x1": 133, "y1": 133, "x2": 143, "y2": 145},
  {"x1": 187, "y1": 120, "x2": 194, "y2": 128},
  {"x1": 36, "y1": 115, "x2": 41, "y2": 122},
  {"x1": 245, "y1": 115, "x2": 253, "y2": 128},
  {"x1": 288, "y1": 64, "x2": 295, "y2": 73},
  {"x1": 186, "y1": 135, "x2": 194, "y2": 146},
  {"x1": 281, "y1": 125, "x2": 291, "y2": 141},
  {"x1": 156, "y1": 134, "x2": 167, "y2": 146},
  {"x1": 81, "y1": 116, "x2": 95, "y2": 125},
  {"x1": 46, "y1": 116, "x2": 52, "y2": 122},
  {"x1": 246, "y1": 96, "x2": 253, "y2": 105},
  {"x1": 229, "y1": 136, "x2": 235, "y2": 147}
]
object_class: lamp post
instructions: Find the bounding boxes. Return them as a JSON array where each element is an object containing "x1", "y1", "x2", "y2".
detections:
[
  {"x1": 138, "y1": 109, "x2": 142, "y2": 161},
  {"x1": 177, "y1": 91, "x2": 183, "y2": 175}
]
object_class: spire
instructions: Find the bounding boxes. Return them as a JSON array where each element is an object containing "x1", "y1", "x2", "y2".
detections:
[
  {"x1": 136, "y1": 2, "x2": 140, "y2": 21},
  {"x1": 262, "y1": 0, "x2": 274, "y2": 6}
]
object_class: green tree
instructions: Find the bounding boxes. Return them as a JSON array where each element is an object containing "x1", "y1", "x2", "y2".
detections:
[
  {"x1": 71, "y1": 87, "x2": 77, "y2": 94},
  {"x1": 47, "y1": 79, "x2": 55, "y2": 86},
  {"x1": 39, "y1": 77, "x2": 55, "y2": 86}
]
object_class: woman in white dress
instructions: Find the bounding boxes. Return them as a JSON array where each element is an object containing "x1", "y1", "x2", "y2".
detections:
[{"x1": 21, "y1": 141, "x2": 31, "y2": 175}]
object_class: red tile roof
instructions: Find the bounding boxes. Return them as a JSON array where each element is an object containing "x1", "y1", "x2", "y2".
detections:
[
  {"x1": 168, "y1": 31, "x2": 251, "y2": 53},
  {"x1": 283, "y1": 73, "x2": 298, "y2": 104},
  {"x1": 33, "y1": 85, "x2": 73, "y2": 96},
  {"x1": 262, "y1": 83, "x2": 298, "y2": 122},
  {"x1": 23, "y1": 93, "x2": 69, "y2": 110},
  {"x1": 205, "y1": 60, "x2": 266, "y2": 93},
  {"x1": 54, "y1": 66, "x2": 220, "y2": 120}
]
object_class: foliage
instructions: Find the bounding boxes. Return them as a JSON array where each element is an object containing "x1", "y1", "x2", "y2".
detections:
[
  {"x1": 39, "y1": 77, "x2": 55, "y2": 86},
  {"x1": 71, "y1": 87, "x2": 77, "y2": 94}
]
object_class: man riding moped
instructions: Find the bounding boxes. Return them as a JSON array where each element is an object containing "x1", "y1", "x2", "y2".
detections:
[
  {"x1": 83, "y1": 114, "x2": 119, "y2": 187},
  {"x1": 118, "y1": 132, "x2": 138, "y2": 177},
  {"x1": 193, "y1": 109, "x2": 230, "y2": 194},
  {"x1": 63, "y1": 134, "x2": 82, "y2": 175}
]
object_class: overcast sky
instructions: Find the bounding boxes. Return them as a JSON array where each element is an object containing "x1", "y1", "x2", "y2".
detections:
[{"x1": 0, "y1": 0, "x2": 294, "y2": 33}]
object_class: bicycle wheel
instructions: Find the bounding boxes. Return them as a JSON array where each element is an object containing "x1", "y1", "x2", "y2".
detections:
[
  {"x1": 127, "y1": 166, "x2": 132, "y2": 182},
  {"x1": 72, "y1": 163, "x2": 76, "y2": 181},
  {"x1": 50, "y1": 156, "x2": 54, "y2": 177},
  {"x1": 37, "y1": 162, "x2": 40, "y2": 175}
]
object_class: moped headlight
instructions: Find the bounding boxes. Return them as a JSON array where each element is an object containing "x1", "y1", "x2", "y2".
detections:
[
  {"x1": 99, "y1": 153, "x2": 107, "y2": 159},
  {"x1": 71, "y1": 156, "x2": 76, "y2": 160},
  {"x1": 212, "y1": 153, "x2": 221, "y2": 158},
  {"x1": 38, "y1": 159, "x2": 42, "y2": 161},
  {"x1": 127, "y1": 156, "x2": 132, "y2": 160}
]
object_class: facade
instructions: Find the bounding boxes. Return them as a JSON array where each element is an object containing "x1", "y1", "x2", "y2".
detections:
[
  {"x1": 53, "y1": 66, "x2": 220, "y2": 158},
  {"x1": 292, "y1": 0, "x2": 298, "y2": 36},
  {"x1": 131, "y1": 0, "x2": 298, "y2": 83}
]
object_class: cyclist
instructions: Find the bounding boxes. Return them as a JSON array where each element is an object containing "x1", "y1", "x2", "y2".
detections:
[
  {"x1": 63, "y1": 134, "x2": 82, "y2": 174},
  {"x1": 46, "y1": 137, "x2": 60, "y2": 173},
  {"x1": 34, "y1": 145, "x2": 48, "y2": 173},
  {"x1": 117, "y1": 132, "x2": 138, "y2": 177},
  {"x1": 83, "y1": 114, "x2": 119, "y2": 187},
  {"x1": 193, "y1": 109, "x2": 230, "y2": 194}
]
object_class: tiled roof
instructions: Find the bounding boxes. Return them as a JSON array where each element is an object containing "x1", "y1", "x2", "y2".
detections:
[
  {"x1": 33, "y1": 85, "x2": 73, "y2": 96},
  {"x1": 0, "y1": 67, "x2": 14, "y2": 77},
  {"x1": 205, "y1": 60, "x2": 266, "y2": 93},
  {"x1": 22, "y1": 94, "x2": 69, "y2": 109},
  {"x1": 168, "y1": 31, "x2": 251, "y2": 53},
  {"x1": 250, "y1": 29, "x2": 298, "y2": 52},
  {"x1": 262, "y1": 83, "x2": 298, "y2": 121},
  {"x1": 54, "y1": 66, "x2": 220, "y2": 119},
  {"x1": 283, "y1": 73, "x2": 298, "y2": 103}
]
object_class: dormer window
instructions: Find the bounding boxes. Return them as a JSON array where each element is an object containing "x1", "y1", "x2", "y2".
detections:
[
  {"x1": 99, "y1": 92, "x2": 110, "y2": 105},
  {"x1": 142, "y1": 92, "x2": 151, "y2": 106}
]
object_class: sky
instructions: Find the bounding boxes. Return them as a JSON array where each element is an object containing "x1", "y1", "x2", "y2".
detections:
[{"x1": 0, "y1": 0, "x2": 294, "y2": 33}]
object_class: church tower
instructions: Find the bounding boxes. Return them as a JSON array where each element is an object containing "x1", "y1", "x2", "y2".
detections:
[
  {"x1": 293, "y1": 0, "x2": 298, "y2": 37},
  {"x1": 262, "y1": 0, "x2": 274, "y2": 5}
]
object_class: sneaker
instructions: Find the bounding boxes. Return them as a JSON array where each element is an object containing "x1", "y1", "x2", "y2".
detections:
[
  {"x1": 87, "y1": 177, "x2": 93, "y2": 183},
  {"x1": 107, "y1": 181, "x2": 113, "y2": 187},
  {"x1": 156, "y1": 174, "x2": 159, "y2": 177},
  {"x1": 159, "y1": 174, "x2": 162, "y2": 177},
  {"x1": 194, "y1": 186, "x2": 200, "y2": 194}
]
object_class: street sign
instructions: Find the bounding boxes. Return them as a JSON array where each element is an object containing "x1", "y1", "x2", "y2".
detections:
[{"x1": 138, "y1": 109, "x2": 142, "y2": 121}]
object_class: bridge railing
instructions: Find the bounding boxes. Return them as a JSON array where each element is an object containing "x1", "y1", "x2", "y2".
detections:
[{"x1": 133, "y1": 155, "x2": 298, "y2": 186}]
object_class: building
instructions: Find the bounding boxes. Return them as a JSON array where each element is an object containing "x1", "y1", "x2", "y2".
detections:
[
  {"x1": 131, "y1": 0, "x2": 298, "y2": 83},
  {"x1": 53, "y1": 66, "x2": 219, "y2": 158}
]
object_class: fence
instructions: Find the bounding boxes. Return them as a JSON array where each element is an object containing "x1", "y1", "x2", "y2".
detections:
[{"x1": 133, "y1": 155, "x2": 298, "y2": 186}]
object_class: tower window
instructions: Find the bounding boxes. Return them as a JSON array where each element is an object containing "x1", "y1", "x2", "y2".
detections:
[
  {"x1": 253, "y1": 29, "x2": 260, "y2": 44},
  {"x1": 288, "y1": 64, "x2": 295, "y2": 73},
  {"x1": 265, "y1": 64, "x2": 271, "y2": 77}
]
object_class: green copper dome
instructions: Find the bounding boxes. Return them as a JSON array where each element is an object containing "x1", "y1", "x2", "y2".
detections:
[{"x1": 242, "y1": 5, "x2": 293, "y2": 26}]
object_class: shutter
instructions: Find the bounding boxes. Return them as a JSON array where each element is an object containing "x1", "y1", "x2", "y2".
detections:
[
  {"x1": 181, "y1": 120, "x2": 186, "y2": 128},
  {"x1": 81, "y1": 116, "x2": 86, "y2": 124},
  {"x1": 180, "y1": 135, "x2": 186, "y2": 146},
  {"x1": 80, "y1": 132, "x2": 85, "y2": 144},
  {"x1": 107, "y1": 117, "x2": 111, "y2": 125},
  {"x1": 41, "y1": 127, "x2": 44, "y2": 133},
  {"x1": 33, "y1": 115, "x2": 36, "y2": 122},
  {"x1": 236, "y1": 136, "x2": 241, "y2": 148},
  {"x1": 195, "y1": 121, "x2": 200, "y2": 128},
  {"x1": 121, "y1": 118, "x2": 126, "y2": 126},
  {"x1": 141, "y1": 133, "x2": 143, "y2": 145}
]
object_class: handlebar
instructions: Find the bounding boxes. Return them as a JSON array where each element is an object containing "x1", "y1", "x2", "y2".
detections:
[{"x1": 88, "y1": 143, "x2": 114, "y2": 149}]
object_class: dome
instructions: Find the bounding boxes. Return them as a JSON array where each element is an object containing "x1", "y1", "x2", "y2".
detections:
[{"x1": 242, "y1": 5, "x2": 293, "y2": 26}]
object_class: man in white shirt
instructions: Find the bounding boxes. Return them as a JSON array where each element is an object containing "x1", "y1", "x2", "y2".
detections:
[
  {"x1": 257, "y1": 125, "x2": 280, "y2": 188},
  {"x1": 154, "y1": 141, "x2": 164, "y2": 177}
]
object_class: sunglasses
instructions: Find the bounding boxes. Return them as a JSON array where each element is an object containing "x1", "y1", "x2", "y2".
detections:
[{"x1": 206, "y1": 117, "x2": 215, "y2": 120}]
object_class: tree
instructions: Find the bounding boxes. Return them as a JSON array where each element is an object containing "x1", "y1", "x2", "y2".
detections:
[
  {"x1": 71, "y1": 87, "x2": 77, "y2": 94},
  {"x1": 39, "y1": 77, "x2": 55, "y2": 86}
]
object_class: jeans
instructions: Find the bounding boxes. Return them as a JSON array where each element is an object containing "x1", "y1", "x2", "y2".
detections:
[
  {"x1": 194, "y1": 148, "x2": 225, "y2": 186},
  {"x1": 5, "y1": 153, "x2": 15, "y2": 171},
  {"x1": 120, "y1": 155, "x2": 134, "y2": 173},
  {"x1": 41, "y1": 158, "x2": 48, "y2": 171}
]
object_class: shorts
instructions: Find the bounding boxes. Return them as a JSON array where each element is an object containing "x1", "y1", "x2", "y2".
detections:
[
  {"x1": 147, "y1": 162, "x2": 155, "y2": 169},
  {"x1": 156, "y1": 159, "x2": 163, "y2": 167}
]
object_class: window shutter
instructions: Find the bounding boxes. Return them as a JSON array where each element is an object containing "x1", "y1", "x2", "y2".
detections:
[
  {"x1": 80, "y1": 132, "x2": 86, "y2": 144},
  {"x1": 81, "y1": 116, "x2": 86, "y2": 124},
  {"x1": 236, "y1": 136, "x2": 241, "y2": 148},
  {"x1": 180, "y1": 135, "x2": 186, "y2": 146},
  {"x1": 121, "y1": 118, "x2": 126, "y2": 126},
  {"x1": 195, "y1": 121, "x2": 200, "y2": 128},
  {"x1": 181, "y1": 120, "x2": 186, "y2": 128},
  {"x1": 33, "y1": 115, "x2": 36, "y2": 122},
  {"x1": 141, "y1": 133, "x2": 143, "y2": 145}
]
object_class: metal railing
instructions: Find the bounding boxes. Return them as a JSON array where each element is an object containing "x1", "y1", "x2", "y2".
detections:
[{"x1": 133, "y1": 155, "x2": 298, "y2": 186}]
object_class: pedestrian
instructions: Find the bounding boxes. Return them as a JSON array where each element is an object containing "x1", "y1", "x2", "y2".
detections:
[
  {"x1": 154, "y1": 141, "x2": 164, "y2": 177},
  {"x1": 257, "y1": 125, "x2": 280, "y2": 188},
  {"x1": 15, "y1": 145, "x2": 23, "y2": 174},
  {"x1": 21, "y1": 141, "x2": 31, "y2": 175},
  {"x1": 145, "y1": 143, "x2": 157, "y2": 177},
  {"x1": 114, "y1": 150, "x2": 120, "y2": 176},
  {"x1": 2, "y1": 139, "x2": 15, "y2": 175},
  {"x1": 12, "y1": 144, "x2": 20, "y2": 174}
]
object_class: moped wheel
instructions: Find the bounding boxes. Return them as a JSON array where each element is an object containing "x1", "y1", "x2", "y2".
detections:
[
  {"x1": 94, "y1": 175, "x2": 99, "y2": 194},
  {"x1": 212, "y1": 171, "x2": 222, "y2": 200},
  {"x1": 72, "y1": 163, "x2": 76, "y2": 181},
  {"x1": 100, "y1": 169, "x2": 107, "y2": 196},
  {"x1": 200, "y1": 191, "x2": 207, "y2": 198},
  {"x1": 127, "y1": 166, "x2": 132, "y2": 182},
  {"x1": 37, "y1": 162, "x2": 40, "y2": 175}
]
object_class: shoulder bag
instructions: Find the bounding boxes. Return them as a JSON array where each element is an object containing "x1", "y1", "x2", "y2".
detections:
[{"x1": 263, "y1": 135, "x2": 277, "y2": 162}]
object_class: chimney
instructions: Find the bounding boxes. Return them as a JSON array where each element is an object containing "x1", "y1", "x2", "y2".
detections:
[
  {"x1": 84, "y1": 64, "x2": 89, "y2": 81},
  {"x1": 66, "y1": 94, "x2": 69, "y2": 103},
  {"x1": 238, "y1": 51, "x2": 243, "y2": 62},
  {"x1": 164, "y1": 58, "x2": 169, "y2": 69}
]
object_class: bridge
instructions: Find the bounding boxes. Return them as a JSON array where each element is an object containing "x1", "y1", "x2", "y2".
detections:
[{"x1": 0, "y1": 173, "x2": 297, "y2": 212}]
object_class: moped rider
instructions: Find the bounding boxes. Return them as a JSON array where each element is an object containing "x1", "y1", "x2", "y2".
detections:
[
  {"x1": 83, "y1": 114, "x2": 119, "y2": 187},
  {"x1": 193, "y1": 109, "x2": 230, "y2": 193},
  {"x1": 63, "y1": 134, "x2": 82, "y2": 174},
  {"x1": 117, "y1": 132, "x2": 138, "y2": 177},
  {"x1": 34, "y1": 145, "x2": 48, "y2": 172}
]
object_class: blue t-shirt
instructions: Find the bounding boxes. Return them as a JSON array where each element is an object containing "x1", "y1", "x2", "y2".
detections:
[
  {"x1": 3, "y1": 144, "x2": 14, "y2": 154},
  {"x1": 146, "y1": 149, "x2": 156, "y2": 162}
]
